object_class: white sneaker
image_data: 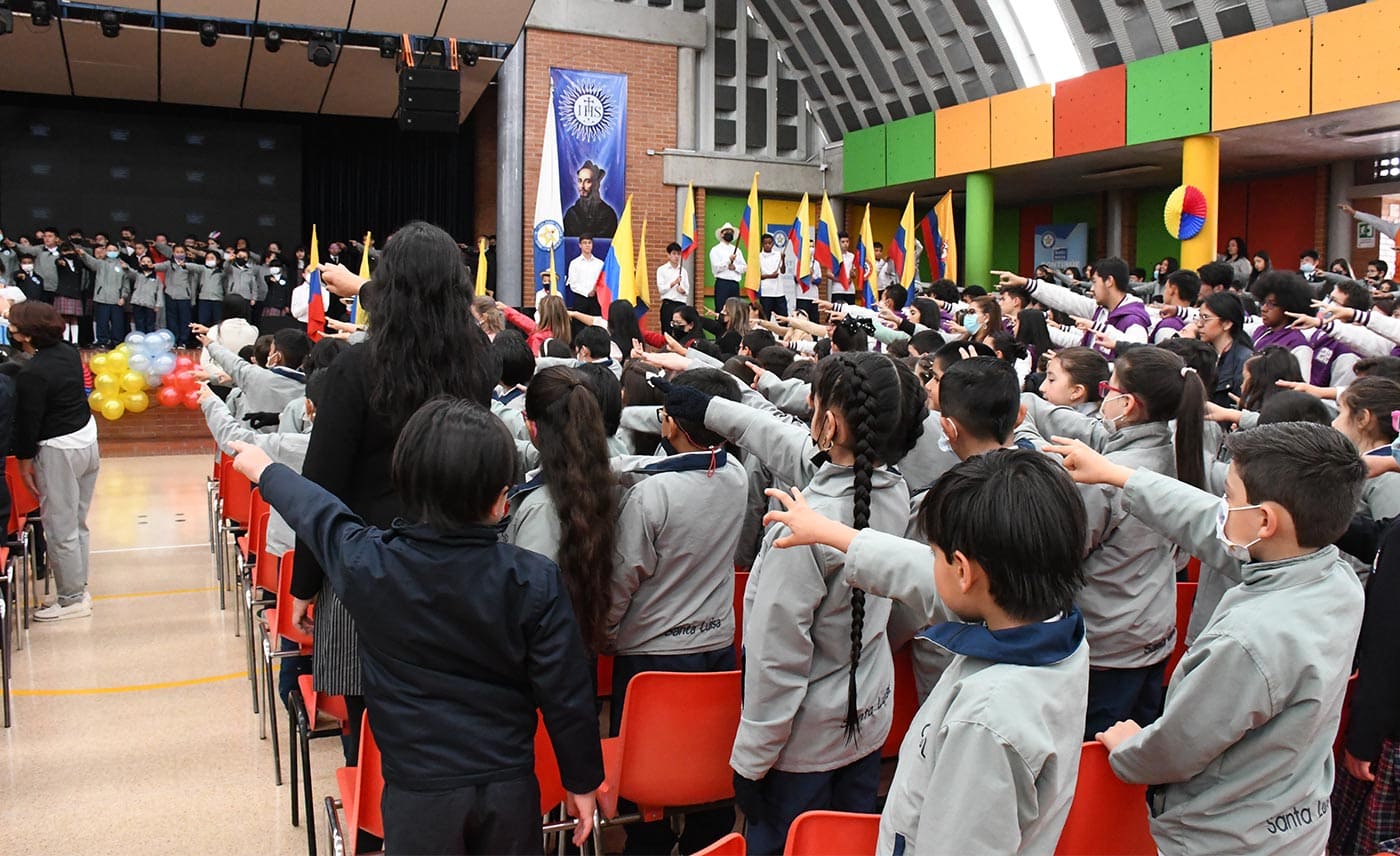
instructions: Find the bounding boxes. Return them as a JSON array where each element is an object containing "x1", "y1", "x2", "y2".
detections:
[
  {"x1": 39, "y1": 591, "x2": 89, "y2": 609},
  {"x1": 33, "y1": 599, "x2": 92, "y2": 622}
]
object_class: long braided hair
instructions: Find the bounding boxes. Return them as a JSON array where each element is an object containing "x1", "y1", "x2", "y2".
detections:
[{"x1": 812, "y1": 352, "x2": 916, "y2": 739}]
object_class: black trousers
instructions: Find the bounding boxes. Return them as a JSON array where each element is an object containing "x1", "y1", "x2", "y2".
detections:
[
  {"x1": 382, "y1": 774, "x2": 540, "y2": 856},
  {"x1": 572, "y1": 293, "x2": 602, "y2": 316},
  {"x1": 1084, "y1": 660, "x2": 1167, "y2": 739}
]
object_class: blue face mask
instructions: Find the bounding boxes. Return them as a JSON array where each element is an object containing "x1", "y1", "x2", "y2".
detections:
[
  {"x1": 963, "y1": 313, "x2": 981, "y2": 335},
  {"x1": 1300, "y1": 262, "x2": 1315, "y2": 275},
  {"x1": 105, "y1": 251, "x2": 119, "y2": 259}
]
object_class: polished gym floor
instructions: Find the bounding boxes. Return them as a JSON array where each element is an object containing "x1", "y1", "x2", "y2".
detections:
[{"x1": 1, "y1": 454, "x2": 342, "y2": 855}]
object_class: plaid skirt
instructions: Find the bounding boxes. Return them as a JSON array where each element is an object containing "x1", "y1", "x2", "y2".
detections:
[
  {"x1": 1331, "y1": 738, "x2": 1400, "y2": 854},
  {"x1": 52, "y1": 296, "x2": 83, "y2": 316},
  {"x1": 260, "y1": 306, "x2": 288, "y2": 317}
]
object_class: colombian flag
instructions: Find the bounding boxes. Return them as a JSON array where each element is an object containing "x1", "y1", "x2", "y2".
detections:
[
  {"x1": 306, "y1": 225, "x2": 325, "y2": 342},
  {"x1": 857, "y1": 204, "x2": 878, "y2": 308},
  {"x1": 350, "y1": 230, "x2": 372, "y2": 325},
  {"x1": 738, "y1": 172, "x2": 761, "y2": 302},
  {"x1": 889, "y1": 192, "x2": 916, "y2": 295},
  {"x1": 596, "y1": 195, "x2": 634, "y2": 320},
  {"x1": 814, "y1": 191, "x2": 844, "y2": 290},
  {"x1": 788, "y1": 192, "x2": 811, "y2": 292},
  {"x1": 679, "y1": 183, "x2": 696, "y2": 259},
  {"x1": 631, "y1": 217, "x2": 650, "y2": 317},
  {"x1": 926, "y1": 190, "x2": 957, "y2": 283}
]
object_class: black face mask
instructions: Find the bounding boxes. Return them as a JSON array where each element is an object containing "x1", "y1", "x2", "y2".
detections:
[{"x1": 670, "y1": 323, "x2": 688, "y2": 335}]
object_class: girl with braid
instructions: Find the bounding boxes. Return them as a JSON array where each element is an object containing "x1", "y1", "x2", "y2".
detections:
[{"x1": 662, "y1": 351, "x2": 920, "y2": 854}]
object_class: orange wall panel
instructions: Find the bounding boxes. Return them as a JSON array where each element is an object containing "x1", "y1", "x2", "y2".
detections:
[
  {"x1": 1313, "y1": 0, "x2": 1400, "y2": 115},
  {"x1": 1212, "y1": 20, "x2": 1310, "y2": 131},
  {"x1": 935, "y1": 98, "x2": 991, "y2": 178},
  {"x1": 1053, "y1": 66, "x2": 1125, "y2": 158},
  {"x1": 990, "y1": 84, "x2": 1053, "y2": 168}
]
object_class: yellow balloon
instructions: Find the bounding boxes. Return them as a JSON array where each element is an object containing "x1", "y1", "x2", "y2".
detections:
[
  {"x1": 88, "y1": 389, "x2": 107, "y2": 412},
  {"x1": 113, "y1": 343, "x2": 131, "y2": 356},
  {"x1": 94, "y1": 373, "x2": 120, "y2": 397},
  {"x1": 89, "y1": 354, "x2": 109, "y2": 373},
  {"x1": 123, "y1": 391, "x2": 149, "y2": 413},
  {"x1": 105, "y1": 350, "x2": 129, "y2": 374},
  {"x1": 100, "y1": 397, "x2": 126, "y2": 421},
  {"x1": 120, "y1": 371, "x2": 146, "y2": 393}
]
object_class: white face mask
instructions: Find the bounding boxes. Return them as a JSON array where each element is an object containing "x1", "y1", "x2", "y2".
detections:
[
  {"x1": 269, "y1": 267, "x2": 281, "y2": 276},
  {"x1": 205, "y1": 260, "x2": 217, "y2": 269},
  {"x1": 1098, "y1": 393, "x2": 1131, "y2": 434},
  {"x1": 1215, "y1": 497, "x2": 1262, "y2": 562},
  {"x1": 20, "y1": 264, "x2": 33, "y2": 273}
]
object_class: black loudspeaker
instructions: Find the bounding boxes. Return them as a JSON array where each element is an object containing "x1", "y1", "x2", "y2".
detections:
[{"x1": 398, "y1": 67, "x2": 460, "y2": 132}]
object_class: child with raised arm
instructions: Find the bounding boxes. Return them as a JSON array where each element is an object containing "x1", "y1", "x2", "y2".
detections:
[
  {"x1": 1048, "y1": 422, "x2": 1365, "y2": 855},
  {"x1": 763, "y1": 448, "x2": 1089, "y2": 855},
  {"x1": 230, "y1": 399, "x2": 602, "y2": 855}
]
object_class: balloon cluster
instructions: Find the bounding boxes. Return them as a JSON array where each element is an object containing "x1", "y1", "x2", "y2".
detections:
[{"x1": 87, "y1": 330, "x2": 199, "y2": 421}]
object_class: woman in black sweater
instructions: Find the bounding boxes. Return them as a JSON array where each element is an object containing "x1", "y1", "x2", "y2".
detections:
[{"x1": 287, "y1": 221, "x2": 500, "y2": 769}]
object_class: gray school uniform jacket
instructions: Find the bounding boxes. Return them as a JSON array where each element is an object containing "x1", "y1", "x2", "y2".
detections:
[
  {"x1": 205, "y1": 341, "x2": 306, "y2": 427},
  {"x1": 878, "y1": 610, "x2": 1088, "y2": 853},
  {"x1": 1110, "y1": 469, "x2": 1363, "y2": 856},
  {"x1": 504, "y1": 476, "x2": 566, "y2": 565},
  {"x1": 754, "y1": 372, "x2": 814, "y2": 419},
  {"x1": 30, "y1": 247, "x2": 61, "y2": 289},
  {"x1": 224, "y1": 262, "x2": 262, "y2": 302},
  {"x1": 901, "y1": 411, "x2": 960, "y2": 493},
  {"x1": 1021, "y1": 396, "x2": 1178, "y2": 668},
  {"x1": 152, "y1": 256, "x2": 201, "y2": 301},
  {"x1": 731, "y1": 461, "x2": 909, "y2": 779},
  {"x1": 534, "y1": 354, "x2": 624, "y2": 380},
  {"x1": 278, "y1": 397, "x2": 309, "y2": 435},
  {"x1": 606, "y1": 449, "x2": 747, "y2": 656},
  {"x1": 201, "y1": 395, "x2": 308, "y2": 556},
  {"x1": 78, "y1": 251, "x2": 131, "y2": 304},
  {"x1": 129, "y1": 271, "x2": 161, "y2": 309},
  {"x1": 193, "y1": 265, "x2": 225, "y2": 301}
]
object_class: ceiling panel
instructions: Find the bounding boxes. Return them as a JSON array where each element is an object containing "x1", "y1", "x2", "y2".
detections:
[
  {"x1": 256, "y1": 0, "x2": 354, "y2": 29},
  {"x1": 243, "y1": 37, "x2": 333, "y2": 112},
  {"x1": 161, "y1": 31, "x2": 252, "y2": 108},
  {"x1": 437, "y1": 0, "x2": 530, "y2": 44},
  {"x1": 0, "y1": 14, "x2": 71, "y2": 96},
  {"x1": 460, "y1": 57, "x2": 503, "y2": 121},
  {"x1": 320, "y1": 46, "x2": 400, "y2": 117},
  {"x1": 64, "y1": 20, "x2": 159, "y2": 102},
  {"x1": 351, "y1": 0, "x2": 445, "y2": 36},
  {"x1": 162, "y1": 0, "x2": 259, "y2": 17}
]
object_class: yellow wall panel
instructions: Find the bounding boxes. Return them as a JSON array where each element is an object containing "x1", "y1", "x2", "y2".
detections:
[
  {"x1": 935, "y1": 99, "x2": 991, "y2": 177},
  {"x1": 1212, "y1": 20, "x2": 1310, "y2": 131},
  {"x1": 990, "y1": 85, "x2": 1053, "y2": 168},
  {"x1": 868, "y1": 206, "x2": 901, "y2": 252},
  {"x1": 1313, "y1": 0, "x2": 1400, "y2": 116},
  {"x1": 760, "y1": 197, "x2": 817, "y2": 233}
]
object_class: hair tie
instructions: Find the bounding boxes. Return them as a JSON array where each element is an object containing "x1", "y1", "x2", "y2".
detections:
[{"x1": 1180, "y1": 366, "x2": 1197, "y2": 378}]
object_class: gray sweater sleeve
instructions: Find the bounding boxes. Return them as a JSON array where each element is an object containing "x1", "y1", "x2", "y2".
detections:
[
  {"x1": 704, "y1": 396, "x2": 818, "y2": 490},
  {"x1": 605, "y1": 484, "x2": 658, "y2": 648},
  {"x1": 755, "y1": 373, "x2": 813, "y2": 419},
  {"x1": 1120, "y1": 468, "x2": 1239, "y2": 572},
  {"x1": 1355, "y1": 211, "x2": 1400, "y2": 241},
  {"x1": 845, "y1": 528, "x2": 944, "y2": 627}
]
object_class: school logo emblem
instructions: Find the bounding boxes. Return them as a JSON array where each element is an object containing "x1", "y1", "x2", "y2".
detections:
[{"x1": 534, "y1": 220, "x2": 563, "y2": 252}]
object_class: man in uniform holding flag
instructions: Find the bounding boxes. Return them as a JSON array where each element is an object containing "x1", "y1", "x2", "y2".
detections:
[{"x1": 710, "y1": 223, "x2": 746, "y2": 310}]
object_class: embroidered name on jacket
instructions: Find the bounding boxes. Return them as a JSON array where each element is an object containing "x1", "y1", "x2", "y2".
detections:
[{"x1": 661, "y1": 618, "x2": 725, "y2": 638}]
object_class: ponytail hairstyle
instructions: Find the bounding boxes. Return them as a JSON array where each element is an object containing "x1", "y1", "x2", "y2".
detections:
[
  {"x1": 971, "y1": 295, "x2": 1002, "y2": 344},
  {"x1": 535, "y1": 293, "x2": 572, "y2": 346},
  {"x1": 1051, "y1": 347, "x2": 1111, "y2": 404},
  {"x1": 1240, "y1": 346, "x2": 1302, "y2": 412},
  {"x1": 524, "y1": 367, "x2": 618, "y2": 655},
  {"x1": 1112, "y1": 347, "x2": 1207, "y2": 489},
  {"x1": 606, "y1": 299, "x2": 643, "y2": 359},
  {"x1": 811, "y1": 351, "x2": 910, "y2": 739},
  {"x1": 1338, "y1": 376, "x2": 1400, "y2": 446},
  {"x1": 723, "y1": 297, "x2": 751, "y2": 335}
]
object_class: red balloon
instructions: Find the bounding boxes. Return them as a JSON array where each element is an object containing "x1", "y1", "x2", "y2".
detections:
[
  {"x1": 157, "y1": 385, "x2": 182, "y2": 408},
  {"x1": 173, "y1": 370, "x2": 199, "y2": 394},
  {"x1": 174, "y1": 356, "x2": 195, "y2": 372},
  {"x1": 182, "y1": 390, "x2": 201, "y2": 410}
]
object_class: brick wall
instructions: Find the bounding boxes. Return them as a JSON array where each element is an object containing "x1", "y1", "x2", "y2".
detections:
[
  {"x1": 472, "y1": 86, "x2": 500, "y2": 241},
  {"x1": 521, "y1": 29, "x2": 679, "y2": 308}
]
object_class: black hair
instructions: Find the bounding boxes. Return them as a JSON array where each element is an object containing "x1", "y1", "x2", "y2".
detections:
[
  {"x1": 1257, "y1": 390, "x2": 1332, "y2": 426},
  {"x1": 1132, "y1": 267, "x2": 1148, "y2": 281},
  {"x1": 1000, "y1": 285, "x2": 1031, "y2": 308},
  {"x1": 691, "y1": 339, "x2": 723, "y2": 361},
  {"x1": 271, "y1": 328, "x2": 312, "y2": 372},
  {"x1": 492, "y1": 329, "x2": 536, "y2": 387},
  {"x1": 830, "y1": 322, "x2": 868, "y2": 353},
  {"x1": 919, "y1": 449, "x2": 1086, "y2": 621},
  {"x1": 1202, "y1": 291, "x2": 1255, "y2": 351},
  {"x1": 541, "y1": 338, "x2": 573, "y2": 358},
  {"x1": 619, "y1": 360, "x2": 666, "y2": 453},
  {"x1": 1198, "y1": 261, "x2": 1235, "y2": 289},
  {"x1": 1014, "y1": 309, "x2": 1053, "y2": 357},
  {"x1": 723, "y1": 356, "x2": 756, "y2": 388},
  {"x1": 1224, "y1": 236, "x2": 1248, "y2": 260},
  {"x1": 1339, "y1": 376, "x2": 1400, "y2": 444},
  {"x1": 1332, "y1": 279, "x2": 1373, "y2": 312},
  {"x1": 575, "y1": 362, "x2": 622, "y2": 436},
  {"x1": 305, "y1": 366, "x2": 330, "y2": 407},
  {"x1": 910, "y1": 298, "x2": 942, "y2": 330},
  {"x1": 1241, "y1": 346, "x2": 1302, "y2": 412},
  {"x1": 908, "y1": 330, "x2": 945, "y2": 357},
  {"x1": 1114, "y1": 346, "x2": 1207, "y2": 488},
  {"x1": 665, "y1": 241, "x2": 682, "y2": 254},
  {"x1": 220, "y1": 293, "x2": 250, "y2": 323},
  {"x1": 1094, "y1": 257, "x2": 1131, "y2": 293},
  {"x1": 673, "y1": 304, "x2": 701, "y2": 331},
  {"x1": 756, "y1": 344, "x2": 796, "y2": 374},
  {"x1": 963, "y1": 285, "x2": 987, "y2": 298},
  {"x1": 306, "y1": 337, "x2": 348, "y2": 375},
  {"x1": 668, "y1": 367, "x2": 741, "y2": 447},
  {"x1": 940, "y1": 357, "x2": 1020, "y2": 444},
  {"x1": 1355, "y1": 356, "x2": 1400, "y2": 383},
  {"x1": 1249, "y1": 250, "x2": 1273, "y2": 287},
  {"x1": 1166, "y1": 269, "x2": 1202, "y2": 304},
  {"x1": 1225, "y1": 422, "x2": 1365, "y2": 548},
  {"x1": 1300, "y1": 248, "x2": 1320, "y2": 262},
  {"x1": 392, "y1": 398, "x2": 515, "y2": 529},
  {"x1": 930, "y1": 279, "x2": 960, "y2": 303},
  {"x1": 523, "y1": 368, "x2": 618, "y2": 654},
  {"x1": 1371, "y1": 260, "x2": 1391, "y2": 277},
  {"x1": 782, "y1": 360, "x2": 816, "y2": 382},
  {"x1": 741, "y1": 329, "x2": 777, "y2": 355},
  {"x1": 881, "y1": 284, "x2": 907, "y2": 308},
  {"x1": 238, "y1": 344, "x2": 256, "y2": 362},
  {"x1": 932, "y1": 338, "x2": 995, "y2": 371},
  {"x1": 606, "y1": 299, "x2": 644, "y2": 359},
  {"x1": 366, "y1": 221, "x2": 500, "y2": 423},
  {"x1": 1250, "y1": 270, "x2": 1313, "y2": 317},
  {"x1": 574, "y1": 326, "x2": 613, "y2": 361},
  {"x1": 1157, "y1": 337, "x2": 1218, "y2": 393}
]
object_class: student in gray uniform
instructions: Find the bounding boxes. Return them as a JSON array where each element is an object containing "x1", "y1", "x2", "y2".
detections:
[
  {"x1": 76, "y1": 243, "x2": 132, "y2": 348},
  {"x1": 192, "y1": 249, "x2": 226, "y2": 328},
  {"x1": 661, "y1": 351, "x2": 924, "y2": 856},
  {"x1": 534, "y1": 326, "x2": 624, "y2": 381},
  {"x1": 606, "y1": 368, "x2": 746, "y2": 854},
  {"x1": 152, "y1": 242, "x2": 202, "y2": 347},
  {"x1": 504, "y1": 367, "x2": 618, "y2": 665},
  {"x1": 1051, "y1": 422, "x2": 1365, "y2": 856},
  {"x1": 1019, "y1": 346, "x2": 1207, "y2": 738},
  {"x1": 223, "y1": 247, "x2": 263, "y2": 321},
  {"x1": 764, "y1": 448, "x2": 1089, "y2": 855},
  {"x1": 197, "y1": 327, "x2": 310, "y2": 432},
  {"x1": 128, "y1": 255, "x2": 162, "y2": 334},
  {"x1": 491, "y1": 331, "x2": 534, "y2": 411},
  {"x1": 1332, "y1": 377, "x2": 1400, "y2": 523}
]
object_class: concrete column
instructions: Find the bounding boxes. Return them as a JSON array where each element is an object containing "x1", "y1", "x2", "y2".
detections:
[
  {"x1": 1329, "y1": 161, "x2": 1357, "y2": 263},
  {"x1": 1180, "y1": 135, "x2": 1219, "y2": 271},
  {"x1": 496, "y1": 33, "x2": 526, "y2": 305},
  {"x1": 964, "y1": 173, "x2": 994, "y2": 288},
  {"x1": 1105, "y1": 190, "x2": 1125, "y2": 258}
]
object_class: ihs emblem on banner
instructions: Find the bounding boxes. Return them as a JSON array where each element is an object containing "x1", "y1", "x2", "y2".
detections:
[{"x1": 557, "y1": 81, "x2": 615, "y2": 143}]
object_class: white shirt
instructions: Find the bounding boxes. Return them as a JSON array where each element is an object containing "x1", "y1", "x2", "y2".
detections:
[
  {"x1": 657, "y1": 262, "x2": 689, "y2": 303},
  {"x1": 290, "y1": 282, "x2": 330, "y2": 322},
  {"x1": 831, "y1": 251, "x2": 856, "y2": 294},
  {"x1": 758, "y1": 249, "x2": 785, "y2": 298},
  {"x1": 710, "y1": 242, "x2": 746, "y2": 282},
  {"x1": 567, "y1": 254, "x2": 604, "y2": 298},
  {"x1": 877, "y1": 258, "x2": 897, "y2": 288}
]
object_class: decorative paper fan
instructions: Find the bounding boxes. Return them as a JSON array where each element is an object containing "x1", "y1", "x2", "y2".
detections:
[{"x1": 1164, "y1": 185, "x2": 1208, "y2": 240}]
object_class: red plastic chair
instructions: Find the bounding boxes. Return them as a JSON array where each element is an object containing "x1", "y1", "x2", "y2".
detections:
[
  {"x1": 733, "y1": 571, "x2": 749, "y2": 667},
  {"x1": 536, "y1": 710, "x2": 593, "y2": 850},
  {"x1": 882, "y1": 644, "x2": 918, "y2": 760},
  {"x1": 207, "y1": 450, "x2": 227, "y2": 556},
  {"x1": 5, "y1": 457, "x2": 41, "y2": 639},
  {"x1": 596, "y1": 671, "x2": 742, "y2": 845},
  {"x1": 289, "y1": 673, "x2": 349, "y2": 856},
  {"x1": 215, "y1": 456, "x2": 254, "y2": 611},
  {"x1": 327, "y1": 711, "x2": 384, "y2": 856},
  {"x1": 1053, "y1": 742, "x2": 1156, "y2": 855},
  {"x1": 698, "y1": 832, "x2": 747, "y2": 856},
  {"x1": 783, "y1": 810, "x2": 880, "y2": 856},
  {"x1": 259, "y1": 551, "x2": 312, "y2": 786},
  {"x1": 597, "y1": 654, "x2": 614, "y2": 699},
  {"x1": 1335, "y1": 672, "x2": 1359, "y2": 758},
  {"x1": 0, "y1": 546, "x2": 11, "y2": 727},
  {"x1": 1164, "y1": 582, "x2": 1197, "y2": 685}
]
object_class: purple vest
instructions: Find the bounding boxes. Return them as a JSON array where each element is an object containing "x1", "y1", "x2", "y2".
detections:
[
  {"x1": 1150, "y1": 315, "x2": 1186, "y2": 342},
  {"x1": 1085, "y1": 298, "x2": 1152, "y2": 356},
  {"x1": 1308, "y1": 330, "x2": 1353, "y2": 387},
  {"x1": 1252, "y1": 325, "x2": 1309, "y2": 352}
]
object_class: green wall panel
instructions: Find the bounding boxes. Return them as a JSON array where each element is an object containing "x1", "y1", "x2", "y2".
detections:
[
  {"x1": 884, "y1": 114, "x2": 936, "y2": 186},
  {"x1": 703, "y1": 192, "x2": 747, "y2": 308},
  {"x1": 1052, "y1": 195, "x2": 1099, "y2": 263},
  {"x1": 842, "y1": 125, "x2": 887, "y2": 193},
  {"x1": 992, "y1": 206, "x2": 1021, "y2": 275},
  {"x1": 1126, "y1": 44, "x2": 1211, "y2": 145},
  {"x1": 1135, "y1": 188, "x2": 1179, "y2": 271}
]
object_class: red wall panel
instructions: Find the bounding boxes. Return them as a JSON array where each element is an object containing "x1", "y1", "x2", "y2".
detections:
[
  {"x1": 1217, "y1": 180, "x2": 1250, "y2": 255},
  {"x1": 1054, "y1": 67, "x2": 1127, "y2": 158},
  {"x1": 1019, "y1": 204, "x2": 1055, "y2": 274},
  {"x1": 1243, "y1": 172, "x2": 1318, "y2": 263}
]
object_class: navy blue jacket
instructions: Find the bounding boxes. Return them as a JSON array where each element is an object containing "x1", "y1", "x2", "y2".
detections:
[{"x1": 260, "y1": 462, "x2": 604, "y2": 794}]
